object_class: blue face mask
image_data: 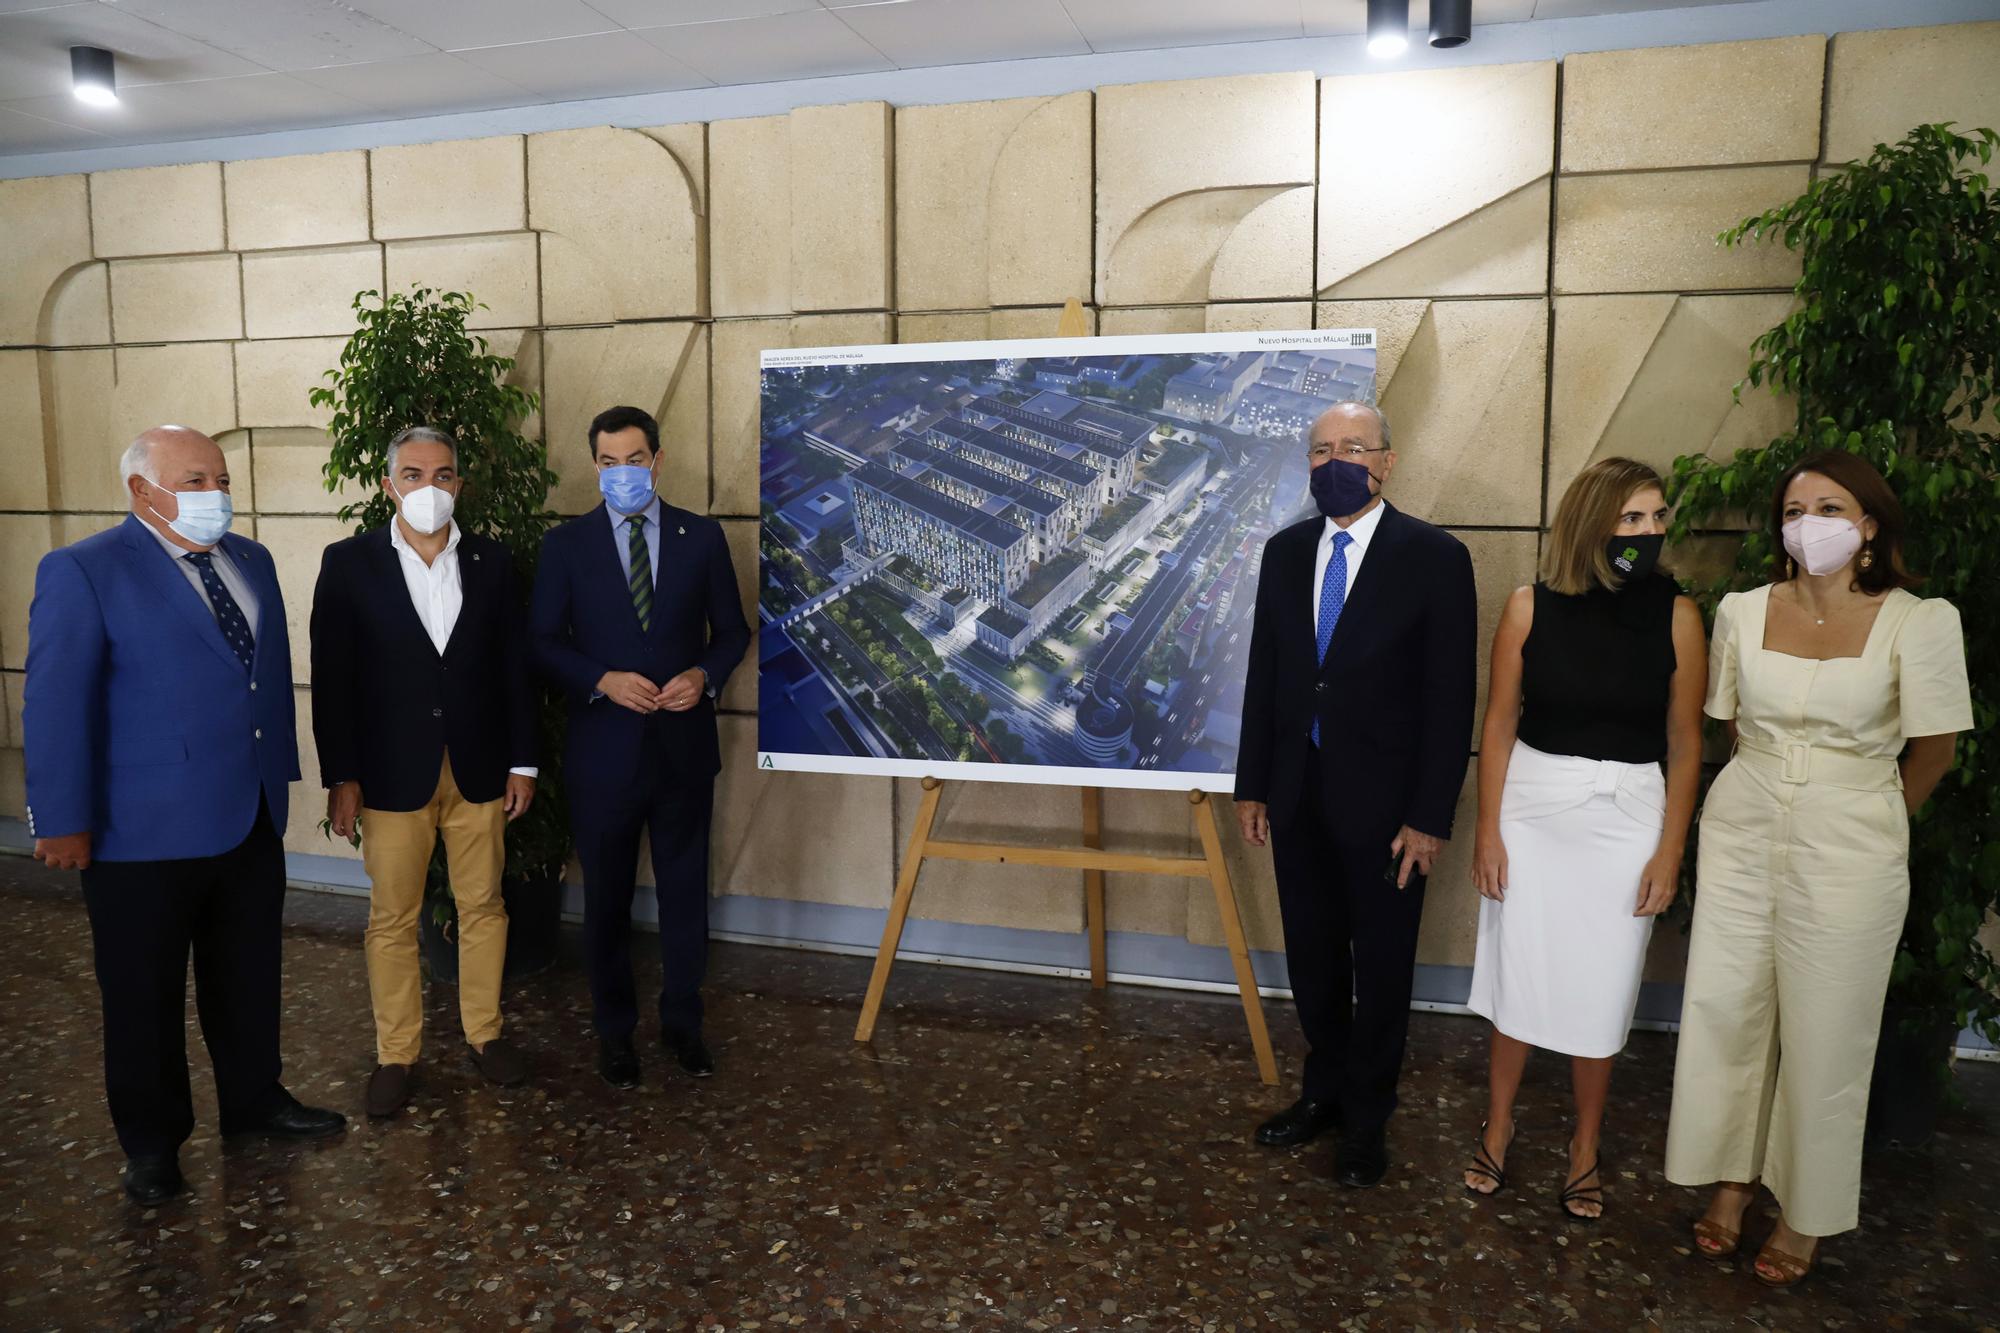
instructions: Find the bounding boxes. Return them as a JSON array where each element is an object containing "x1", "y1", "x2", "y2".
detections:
[
  {"x1": 599, "y1": 464, "x2": 657, "y2": 515},
  {"x1": 148, "y1": 487, "x2": 234, "y2": 547},
  {"x1": 1309, "y1": 456, "x2": 1375, "y2": 520}
]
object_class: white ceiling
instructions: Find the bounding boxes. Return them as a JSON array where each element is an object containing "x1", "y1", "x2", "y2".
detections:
[{"x1": 0, "y1": 0, "x2": 1763, "y2": 156}]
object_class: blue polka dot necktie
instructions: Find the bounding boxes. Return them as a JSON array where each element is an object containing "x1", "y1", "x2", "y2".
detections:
[
  {"x1": 1311, "y1": 530, "x2": 1353, "y2": 746},
  {"x1": 185, "y1": 550, "x2": 255, "y2": 671}
]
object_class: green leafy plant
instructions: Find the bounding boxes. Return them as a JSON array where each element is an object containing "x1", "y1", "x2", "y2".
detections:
[
  {"x1": 310, "y1": 288, "x2": 570, "y2": 926},
  {"x1": 1667, "y1": 123, "x2": 2000, "y2": 1056}
]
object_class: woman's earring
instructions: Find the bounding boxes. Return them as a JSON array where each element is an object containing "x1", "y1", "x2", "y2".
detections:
[
  {"x1": 1859, "y1": 545, "x2": 1875, "y2": 571},
  {"x1": 1785, "y1": 556, "x2": 1797, "y2": 580}
]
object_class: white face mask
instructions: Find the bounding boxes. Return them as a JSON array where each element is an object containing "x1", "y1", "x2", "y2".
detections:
[
  {"x1": 1782, "y1": 514, "x2": 1864, "y2": 577},
  {"x1": 393, "y1": 478, "x2": 456, "y2": 535},
  {"x1": 146, "y1": 486, "x2": 233, "y2": 547}
]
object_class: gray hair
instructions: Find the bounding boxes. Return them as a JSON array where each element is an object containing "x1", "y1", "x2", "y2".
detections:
[
  {"x1": 386, "y1": 425, "x2": 458, "y2": 475},
  {"x1": 118, "y1": 435, "x2": 158, "y2": 486},
  {"x1": 1306, "y1": 400, "x2": 1392, "y2": 453}
]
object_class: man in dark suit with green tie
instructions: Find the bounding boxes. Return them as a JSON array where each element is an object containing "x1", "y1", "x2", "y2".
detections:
[{"x1": 529, "y1": 406, "x2": 750, "y2": 1089}]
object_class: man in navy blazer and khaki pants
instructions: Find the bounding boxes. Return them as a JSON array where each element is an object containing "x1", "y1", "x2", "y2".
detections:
[
  {"x1": 310, "y1": 426, "x2": 539, "y2": 1118},
  {"x1": 24, "y1": 425, "x2": 346, "y2": 1207},
  {"x1": 531, "y1": 405, "x2": 750, "y2": 1088},
  {"x1": 1234, "y1": 403, "x2": 1477, "y2": 1189}
]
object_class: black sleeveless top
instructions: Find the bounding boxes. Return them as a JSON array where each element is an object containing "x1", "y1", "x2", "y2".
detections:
[{"x1": 1516, "y1": 573, "x2": 1679, "y2": 764}]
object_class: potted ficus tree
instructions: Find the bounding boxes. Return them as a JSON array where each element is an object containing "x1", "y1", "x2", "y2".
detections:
[
  {"x1": 310, "y1": 287, "x2": 570, "y2": 980},
  {"x1": 1667, "y1": 123, "x2": 1999, "y2": 1145}
]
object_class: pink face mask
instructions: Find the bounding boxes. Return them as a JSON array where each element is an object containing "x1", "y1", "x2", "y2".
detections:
[{"x1": 1782, "y1": 514, "x2": 1864, "y2": 577}]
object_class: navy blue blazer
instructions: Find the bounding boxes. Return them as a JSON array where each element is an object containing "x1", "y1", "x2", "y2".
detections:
[
  {"x1": 1234, "y1": 503, "x2": 1477, "y2": 844},
  {"x1": 22, "y1": 514, "x2": 301, "y2": 861},
  {"x1": 529, "y1": 502, "x2": 750, "y2": 803},
  {"x1": 309, "y1": 525, "x2": 536, "y2": 812}
]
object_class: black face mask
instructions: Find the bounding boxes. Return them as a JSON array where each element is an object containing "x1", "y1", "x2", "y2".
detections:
[
  {"x1": 1605, "y1": 533, "x2": 1665, "y2": 584},
  {"x1": 1309, "y1": 456, "x2": 1376, "y2": 520}
]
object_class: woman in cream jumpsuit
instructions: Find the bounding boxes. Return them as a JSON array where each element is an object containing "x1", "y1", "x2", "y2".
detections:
[{"x1": 1665, "y1": 452, "x2": 1970, "y2": 1286}]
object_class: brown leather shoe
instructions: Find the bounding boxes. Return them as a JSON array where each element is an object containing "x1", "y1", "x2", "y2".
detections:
[
  {"x1": 468, "y1": 1038, "x2": 528, "y2": 1087},
  {"x1": 365, "y1": 1063, "x2": 413, "y2": 1118}
]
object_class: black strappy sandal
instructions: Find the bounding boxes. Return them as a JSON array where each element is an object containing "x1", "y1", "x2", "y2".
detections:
[
  {"x1": 1463, "y1": 1121, "x2": 1509, "y2": 1197},
  {"x1": 1559, "y1": 1150, "x2": 1603, "y2": 1224}
]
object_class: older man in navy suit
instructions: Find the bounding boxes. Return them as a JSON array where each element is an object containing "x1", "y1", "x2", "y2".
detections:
[
  {"x1": 24, "y1": 425, "x2": 346, "y2": 1207},
  {"x1": 531, "y1": 405, "x2": 750, "y2": 1089},
  {"x1": 1234, "y1": 403, "x2": 1477, "y2": 1188}
]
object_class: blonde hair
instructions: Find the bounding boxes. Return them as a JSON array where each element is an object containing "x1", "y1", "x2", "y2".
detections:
[{"x1": 1541, "y1": 457, "x2": 1667, "y2": 595}]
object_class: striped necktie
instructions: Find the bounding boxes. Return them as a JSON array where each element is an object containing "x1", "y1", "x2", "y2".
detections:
[{"x1": 627, "y1": 514, "x2": 653, "y2": 632}]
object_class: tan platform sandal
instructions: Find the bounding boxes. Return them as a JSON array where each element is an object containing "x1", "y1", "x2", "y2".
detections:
[{"x1": 1753, "y1": 1239, "x2": 1817, "y2": 1288}]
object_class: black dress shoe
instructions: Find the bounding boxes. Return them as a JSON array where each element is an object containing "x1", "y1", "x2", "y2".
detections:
[
  {"x1": 224, "y1": 1097, "x2": 348, "y2": 1142},
  {"x1": 665, "y1": 1032, "x2": 714, "y2": 1078},
  {"x1": 599, "y1": 1038, "x2": 640, "y2": 1088},
  {"x1": 1334, "y1": 1128, "x2": 1389, "y2": 1188},
  {"x1": 123, "y1": 1154, "x2": 184, "y2": 1206},
  {"x1": 1255, "y1": 1097, "x2": 1341, "y2": 1148}
]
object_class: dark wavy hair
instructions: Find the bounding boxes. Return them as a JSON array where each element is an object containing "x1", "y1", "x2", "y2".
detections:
[{"x1": 1769, "y1": 450, "x2": 1920, "y2": 593}]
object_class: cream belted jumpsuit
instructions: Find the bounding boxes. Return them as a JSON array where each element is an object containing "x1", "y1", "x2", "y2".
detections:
[{"x1": 1664, "y1": 584, "x2": 1971, "y2": 1235}]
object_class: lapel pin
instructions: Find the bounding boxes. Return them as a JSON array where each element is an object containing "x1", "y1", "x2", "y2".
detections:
[
  {"x1": 471, "y1": 552, "x2": 480, "y2": 561},
  {"x1": 678, "y1": 525, "x2": 686, "y2": 535}
]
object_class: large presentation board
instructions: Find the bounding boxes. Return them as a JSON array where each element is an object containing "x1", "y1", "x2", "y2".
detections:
[{"x1": 756, "y1": 329, "x2": 1378, "y2": 791}]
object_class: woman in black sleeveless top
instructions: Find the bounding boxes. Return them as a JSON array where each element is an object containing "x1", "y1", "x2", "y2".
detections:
[{"x1": 1460, "y1": 458, "x2": 1707, "y2": 1220}]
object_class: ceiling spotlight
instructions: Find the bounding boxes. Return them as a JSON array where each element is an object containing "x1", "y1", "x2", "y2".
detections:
[
  {"x1": 71, "y1": 45, "x2": 118, "y2": 107},
  {"x1": 1366, "y1": 0, "x2": 1409, "y2": 59},
  {"x1": 1430, "y1": 0, "x2": 1472, "y2": 48}
]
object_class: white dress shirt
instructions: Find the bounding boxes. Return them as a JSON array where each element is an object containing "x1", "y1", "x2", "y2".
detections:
[
  {"x1": 391, "y1": 518, "x2": 537, "y2": 779},
  {"x1": 142, "y1": 519, "x2": 260, "y2": 635},
  {"x1": 1312, "y1": 499, "x2": 1387, "y2": 638}
]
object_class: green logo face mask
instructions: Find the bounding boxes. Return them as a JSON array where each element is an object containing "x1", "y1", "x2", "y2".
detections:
[{"x1": 1606, "y1": 534, "x2": 1665, "y2": 582}]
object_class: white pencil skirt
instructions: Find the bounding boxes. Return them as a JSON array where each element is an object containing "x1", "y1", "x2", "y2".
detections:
[{"x1": 1465, "y1": 740, "x2": 1665, "y2": 1059}]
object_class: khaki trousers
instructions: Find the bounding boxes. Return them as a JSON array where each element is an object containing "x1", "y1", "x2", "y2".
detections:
[{"x1": 361, "y1": 753, "x2": 508, "y2": 1065}]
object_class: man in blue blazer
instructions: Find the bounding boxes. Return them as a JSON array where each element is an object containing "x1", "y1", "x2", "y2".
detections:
[
  {"x1": 24, "y1": 425, "x2": 346, "y2": 1207},
  {"x1": 531, "y1": 405, "x2": 750, "y2": 1088}
]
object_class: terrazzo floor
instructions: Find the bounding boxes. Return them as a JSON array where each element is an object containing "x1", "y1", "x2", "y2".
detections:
[{"x1": 2, "y1": 854, "x2": 1996, "y2": 1331}]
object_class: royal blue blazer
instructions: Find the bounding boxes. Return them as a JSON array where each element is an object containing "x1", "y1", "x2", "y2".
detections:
[{"x1": 23, "y1": 515, "x2": 301, "y2": 862}]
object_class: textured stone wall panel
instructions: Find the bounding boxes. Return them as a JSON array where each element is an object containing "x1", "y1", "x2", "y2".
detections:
[
  {"x1": 1824, "y1": 21, "x2": 2000, "y2": 165},
  {"x1": 241, "y1": 244, "x2": 384, "y2": 340},
  {"x1": 1319, "y1": 61, "x2": 1555, "y2": 298},
  {"x1": 1096, "y1": 72, "x2": 1316, "y2": 305},
  {"x1": 90, "y1": 162, "x2": 224, "y2": 257},
  {"x1": 223, "y1": 150, "x2": 371, "y2": 250},
  {"x1": 0, "y1": 175, "x2": 94, "y2": 344},
  {"x1": 108, "y1": 253, "x2": 243, "y2": 344},
  {"x1": 371, "y1": 135, "x2": 526, "y2": 239},
  {"x1": 1563, "y1": 36, "x2": 1825, "y2": 172},
  {"x1": 1555, "y1": 166, "x2": 1808, "y2": 293},
  {"x1": 1549, "y1": 292, "x2": 1795, "y2": 504},
  {"x1": 529, "y1": 124, "x2": 707, "y2": 324},
  {"x1": 896, "y1": 92, "x2": 1092, "y2": 311}
]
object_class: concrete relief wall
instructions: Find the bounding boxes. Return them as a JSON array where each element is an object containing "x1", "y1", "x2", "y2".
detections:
[{"x1": 1, "y1": 21, "x2": 1994, "y2": 983}]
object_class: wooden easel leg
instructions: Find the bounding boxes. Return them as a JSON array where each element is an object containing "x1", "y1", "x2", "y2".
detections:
[
  {"x1": 855, "y1": 778, "x2": 944, "y2": 1043},
  {"x1": 1191, "y1": 792, "x2": 1280, "y2": 1086},
  {"x1": 1081, "y1": 786, "x2": 1107, "y2": 989}
]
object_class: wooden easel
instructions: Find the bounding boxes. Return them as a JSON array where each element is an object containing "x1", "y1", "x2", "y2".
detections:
[{"x1": 851, "y1": 298, "x2": 1280, "y2": 1086}]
